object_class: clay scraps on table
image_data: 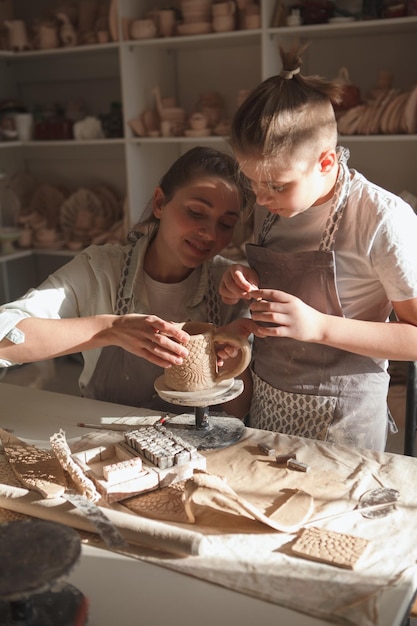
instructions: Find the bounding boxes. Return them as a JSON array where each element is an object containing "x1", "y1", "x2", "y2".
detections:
[{"x1": 182, "y1": 470, "x2": 314, "y2": 532}]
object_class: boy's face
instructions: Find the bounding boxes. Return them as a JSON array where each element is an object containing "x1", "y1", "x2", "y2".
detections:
[{"x1": 237, "y1": 152, "x2": 338, "y2": 218}]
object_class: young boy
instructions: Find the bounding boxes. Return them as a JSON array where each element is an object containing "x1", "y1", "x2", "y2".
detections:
[{"x1": 220, "y1": 42, "x2": 417, "y2": 450}]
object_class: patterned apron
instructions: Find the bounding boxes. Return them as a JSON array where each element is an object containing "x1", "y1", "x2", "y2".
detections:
[
  {"x1": 83, "y1": 236, "x2": 222, "y2": 411},
  {"x1": 246, "y1": 148, "x2": 391, "y2": 450}
]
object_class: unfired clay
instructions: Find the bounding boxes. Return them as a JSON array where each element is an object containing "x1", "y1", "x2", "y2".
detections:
[{"x1": 163, "y1": 321, "x2": 251, "y2": 392}]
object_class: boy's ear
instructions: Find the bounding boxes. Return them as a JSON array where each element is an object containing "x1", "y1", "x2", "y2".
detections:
[
  {"x1": 152, "y1": 187, "x2": 165, "y2": 218},
  {"x1": 319, "y1": 149, "x2": 337, "y2": 173}
]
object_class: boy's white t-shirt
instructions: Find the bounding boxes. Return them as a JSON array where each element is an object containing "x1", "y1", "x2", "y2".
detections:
[{"x1": 254, "y1": 169, "x2": 417, "y2": 321}]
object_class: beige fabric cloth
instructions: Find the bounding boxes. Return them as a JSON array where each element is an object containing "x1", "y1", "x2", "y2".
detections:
[{"x1": 1, "y1": 423, "x2": 417, "y2": 625}]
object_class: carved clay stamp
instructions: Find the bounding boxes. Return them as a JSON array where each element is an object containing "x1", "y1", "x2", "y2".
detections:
[{"x1": 291, "y1": 526, "x2": 369, "y2": 570}]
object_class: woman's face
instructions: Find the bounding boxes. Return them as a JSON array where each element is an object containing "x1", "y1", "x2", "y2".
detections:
[{"x1": 150, "y1": 176, "x2": 241, "y2": 280}]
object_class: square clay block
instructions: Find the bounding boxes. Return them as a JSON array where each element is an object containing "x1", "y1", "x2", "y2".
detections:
[{"x1": 291, "y1": 526, "x2": 369, "y2": 570}]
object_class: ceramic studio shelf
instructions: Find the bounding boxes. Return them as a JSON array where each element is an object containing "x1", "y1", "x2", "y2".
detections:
[{"x1": 0, "y1": 1, "x2": 416, "y2": 231}]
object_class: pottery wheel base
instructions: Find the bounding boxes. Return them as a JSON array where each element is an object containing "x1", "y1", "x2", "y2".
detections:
[
  {"x1": 0, "y1": 583, "x2": 88, "y2": 626},
  {"x1": 154, "y1": 378, "x2": 246, "y2": 450},
  {"x1": 163, "y1": 413, "x2": 245, "y2": 450},
  {"x1": 0, "y1": 519, "x2": 88, "y2": 626}
]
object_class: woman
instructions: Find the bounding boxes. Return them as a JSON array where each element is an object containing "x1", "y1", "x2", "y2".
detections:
[{"x1": 0, "y1": 147, "x2": 253, "y2": 416}]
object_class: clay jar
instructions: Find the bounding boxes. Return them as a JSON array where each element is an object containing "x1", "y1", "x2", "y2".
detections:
[
  {"x1": 181, "y1": 0, "x2": 212, "y2": 23},
  {"x1": 189, "y1": 113, "x2": 208, "y2": 130},
  {"x1": 243, "y1": 13, "x2": 261, "y2": 30},
  {"x1": 14, "y1": 113, "x2": 33, "y2": 141},
  {"x1": 35, "y1": 228, "x2": 59, "y2": 244},
  {"x1": 213, "y1": 14, "x2": 235, "y2": 31},
  {"x1": 130, "y1": 19, "x2": 157, "y2": 39},
  {"x1": 160, "y1": 120, "x2": 174, "y2": 137},
  {"x1": 157, "y1": 9, "x2": 176, "y2": 37},
  {"x1": 300, "y1": 0, "x2": 334, "y2": 23},
  {"x1": 4, "y1": 20, "x2": 30, "y2": 51},
  {"x1": 163, "y1": 321, "x2": 251, "y2": 392},
  {"x1": 333, "y1": 67, "x2": 361, "y2": 112},
  {"x1": 36, "y1": 23, "x2": 59, "y2": 49},
  {"x1": 212, "y1": 1, "x2": 236, "y2": 16}
]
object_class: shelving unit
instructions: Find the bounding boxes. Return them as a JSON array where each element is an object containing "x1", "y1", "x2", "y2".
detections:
[{"x1": 0, "y1": 1, "x2": 416, "y2": 274}]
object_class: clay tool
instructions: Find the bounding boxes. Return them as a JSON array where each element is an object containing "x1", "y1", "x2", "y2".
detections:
[
  {"x1": 276, "y1": 453, "x2": 296, "y2": 465},
  {"x1": 258, "y1": 442, "x2": 276, "y2": 456},
  {"x1": 287, "y1": 458, "x2": 310, "y2": 472},
  {"x1": 77, "y1": 422, "x2": 133, "y2": 431},
  {"x1": 305, "y1": 488, "x2": 400, "y2": 525},
  {"x1": 155, "y1": 413, "x2": 174, "y2": 426}
]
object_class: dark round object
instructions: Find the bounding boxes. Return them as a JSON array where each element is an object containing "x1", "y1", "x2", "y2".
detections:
[{"x1": 0, "y1": 519, "x2": 81, "y2": 601}]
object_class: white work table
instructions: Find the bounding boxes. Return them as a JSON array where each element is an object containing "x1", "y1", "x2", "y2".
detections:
[{"x1": 0, "y1": 382, "x2": 415, "y2": 626}]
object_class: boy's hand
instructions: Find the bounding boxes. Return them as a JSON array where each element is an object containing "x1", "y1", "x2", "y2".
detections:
[
  {"x1": 248, "y1": 289, "x2": 325, "y2": 343},
  {"x1": 219, "y1": 264, "x2": 260, "y2": 304}
]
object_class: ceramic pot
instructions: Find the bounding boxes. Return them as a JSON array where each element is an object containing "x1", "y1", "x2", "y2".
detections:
[
  {"x1": 157, "y1": 9, "x2": 176, "y2": 37},
  {"x1": 4, "y1": 20, "x2": 30, "y2": 51},
  {"x1": 130, "y1": 19, "x2": 157, "y2": 39},
  {"x1": 212, "y1": 1, "x2": 236, "y2": 16},
  {"x1": 36, "y1": 24, "x2": 59, "y2": 49}
]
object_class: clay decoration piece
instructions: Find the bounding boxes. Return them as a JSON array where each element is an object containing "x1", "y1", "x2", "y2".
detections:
[
  {"x1": 73, "y1": 116, "x2": 104, "y2": 140},
  {"x1": 91, "y1": 185, "x2": 122, "y2": 225},
  {"x1": 182, "y1": 470, "x2": 314, "y2": 532},
  {"x1": 59, "y1": 187, "x2": 103, "y2": 243},
  {"x1": 337, "y1": 104, "x2": 366, "y2": 135},
  {"x1": 403, "y1": 84, "x2": 417, "y2": 134},
  {"x1": 50, "y1": 429, "x2": 100, "y2": 502},
  {"x1": 291, "y1": 526, "x2": 369, "y2": 570},
  {"x1": 0, "y1": 428, "x2": 67, "y2": 498},
  {"x1": 56, "y1": 12, "x2": 78, "y2": 47},
  {"x1": 333, "y1": 66, "x2": 361, "y2": 112},
  {"x1": 29, "y1": 183, "x2": 67, "y2": 229}
]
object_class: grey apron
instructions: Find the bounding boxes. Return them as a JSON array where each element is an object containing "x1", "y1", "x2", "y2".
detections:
[
  {"x1": 246, "y1": 148, "x2": 391, "y2": 450},
  {"x1": 83, "y1": 236, "x2": 222, "y2": 411}
]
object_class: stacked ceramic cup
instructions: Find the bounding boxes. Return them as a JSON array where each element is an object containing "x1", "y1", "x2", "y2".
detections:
[
  {"x1": 212, "y1": 1, "x2": 236, "y2": 32},
  {"x1": 160, "y1": 107, "x2": 187, "y2": 136},
  {"x1": 180, "y1": 0, "x2": 212, "y2": 23}
]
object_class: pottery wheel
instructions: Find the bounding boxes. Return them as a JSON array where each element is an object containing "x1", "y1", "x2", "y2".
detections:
[
  {"x1": 154, "y1": 376, "x2": 241, "y2": 407},
  {"x1": 0, "y1": 519, "x2": 87, "y2": 626},
  {"x1": 154, "y1": 377, "x2": 246, "y2": 450}
]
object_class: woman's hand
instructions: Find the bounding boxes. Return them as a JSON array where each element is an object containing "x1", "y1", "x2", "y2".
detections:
[
  {"x1": 219, "y1": 264, "x2": 260, "y2": 304},
  {"x1": 215, "y1": 318, "x2": 254, "y2": 364},
  {"x1": 104, "y1": 314, "x2": 190, "y2": 368},
  {"x1": 248, "y1": 289, "x2": 326, "y2": 343}
]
